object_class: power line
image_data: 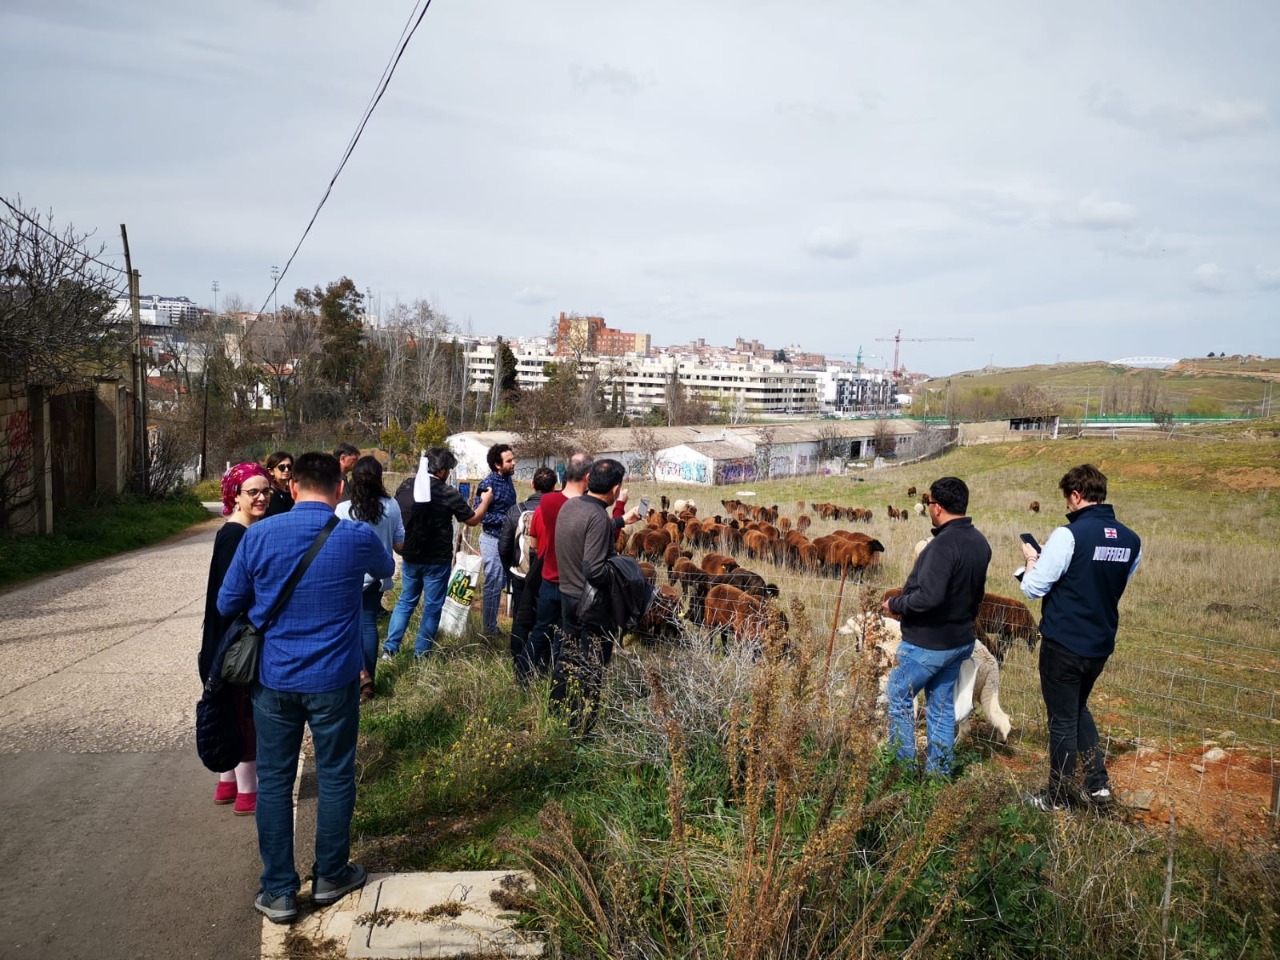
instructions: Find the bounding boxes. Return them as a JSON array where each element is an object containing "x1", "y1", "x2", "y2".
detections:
[
  {"x1": 255, "y1": 0, "x2": 434, "y2": 317},
  {"x1": 0, "y1": 195, "x2": 130, "y2": 280}
]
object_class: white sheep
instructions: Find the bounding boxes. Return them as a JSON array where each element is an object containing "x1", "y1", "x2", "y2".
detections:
[{"x1": 838, "y1": 612, "x2": 1011, "y2": 742}]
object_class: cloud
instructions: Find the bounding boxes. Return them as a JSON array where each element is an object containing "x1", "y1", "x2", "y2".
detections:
[
  {"x1": 1190, "y1": 262, "x2": 1228, "y2": 292},
  {"x1": 803, "y1": 226, "x2": 860, "y2": 260},
  {"x1": 1253, "y1": 265, "x2": 1280, "y2": 290},
  {"x1": 1057, "y1": 195, "x2": 1138, "y2": 230},
  {"x1": 513, "y1": 285, "x2": 555, "y2": 306},
  {"x1": 1086, "y1": 86, "x2": 1269, "y2": 141},
  {"x1": 569, "y1": 63, "x2": 645, "y2": 98}
]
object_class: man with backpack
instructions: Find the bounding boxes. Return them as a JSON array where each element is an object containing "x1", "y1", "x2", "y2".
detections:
[{"x1": 498, "y1": 466, "x2": 557, "y2": 676}]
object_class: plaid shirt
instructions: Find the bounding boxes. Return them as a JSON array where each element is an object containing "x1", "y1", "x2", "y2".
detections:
[{"x1": 218, "y1": 501, "x2": 394, "y2": 692}]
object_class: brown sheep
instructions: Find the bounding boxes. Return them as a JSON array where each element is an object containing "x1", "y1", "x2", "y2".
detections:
[
  {"x1": 1029, "y1": 500, "x2": 1040, "y2": 514},
  {"x1": 637, "y1": 560, "x2": 658, "y2": 584},
  {"x1": 907, "y1": 486, "x2": 917, "y2": 496},
  {"x1": 700, "y1": 552, "x2": 740, "y2": 576},
  {"x1": 704, "y1": 584, "x2": 785, "y2": 645},
  {"x1": 975, "y1": 593, "x2": 1040, "y2": 659},
  {"x1": 635, "y1": 583, "x2": 682, "y2": 643},
  {"x1": 662, "y1": 542, "x2": 691, "y2": 569},
  {"x1": 670, "y1": 557, "x2": 705, "y2": 595},
  {"x1": 796, "y1": 514, "x2": 812, "y2": 532}
]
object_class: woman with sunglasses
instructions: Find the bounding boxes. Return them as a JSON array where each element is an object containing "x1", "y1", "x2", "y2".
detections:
[
  {"x1": 199, "y1": 462, "x2": 273, "y2": 815},
  {"x1": 264, "y1": 451, "x2": 295, "y2": 517},
  {"x1": 335, "y1": 455, "x2": 404, "y2": 701}
]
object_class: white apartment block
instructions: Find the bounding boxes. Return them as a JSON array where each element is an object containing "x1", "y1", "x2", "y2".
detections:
[
  {"x1": 463, "y1": 345, "x2": 820, "y2": 416},
  {"x1": 109, "y1": 294, "x2": 201, "y2": 326}
]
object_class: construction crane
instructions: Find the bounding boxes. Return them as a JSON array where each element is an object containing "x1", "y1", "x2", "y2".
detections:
[{"x1": 876, "y1": 328, "x2": 974, "y2": 377}]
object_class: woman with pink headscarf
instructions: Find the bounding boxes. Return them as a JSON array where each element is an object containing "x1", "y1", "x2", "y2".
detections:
[{"x1": 199, "y1": 462, "x2": 271, "y2": 815}]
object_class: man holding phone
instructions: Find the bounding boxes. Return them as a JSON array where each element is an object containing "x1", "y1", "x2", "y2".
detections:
[{"x1": 1020, "y1": 464, "x2": 1141, "y2": 812}]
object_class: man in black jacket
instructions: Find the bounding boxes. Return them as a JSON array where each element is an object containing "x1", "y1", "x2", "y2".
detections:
[
  {"x1": 882, "y1": 476, "x2": 991, "y2": 775},
  {"x1": 1019, "y1": 463, "x2": 1141, "y2": 811},
  {"x1": 552, "y1": 458, "x2": 640, "y2": 733},
  {"x1": 382, "y1": 448, "x2": 492, "y2": 660}
]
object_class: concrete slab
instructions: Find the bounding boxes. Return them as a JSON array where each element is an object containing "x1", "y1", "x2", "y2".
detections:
[{"x1": 262, "y1": 871, "x2": 543, "y2": 959}]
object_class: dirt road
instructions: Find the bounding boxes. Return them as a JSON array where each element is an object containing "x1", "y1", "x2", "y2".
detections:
[{"x1": 0, "y1": 518, "x2": 265, "y2": 960}]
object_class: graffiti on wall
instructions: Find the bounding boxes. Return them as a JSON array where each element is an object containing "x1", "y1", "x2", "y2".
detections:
[
  {"x1": 655, "y1": 458, "x2": 710, "y2": 484},
  {"x1": 715, "y1": 458, "x2": 757, "y2": 484}
]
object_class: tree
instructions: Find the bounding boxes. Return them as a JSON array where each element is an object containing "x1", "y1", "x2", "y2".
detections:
[
  {"x1": 754, "y1": 425, "x2": 777, "y2": 480},
  {"x1": 0, "y1": 199, "x2": 127, "y2": 386},
  {"x1": 380, "y1": 418, "x2": 410, "y2": 455},
  {"x1": 871, "y1": 417, "x2": 897, "y2": 458},
  {"x1": 2, "y1": 200, "x2": 129, "y2": 528},
  {"x1": 630, "y1": 423, "x2": 662, "y2": 480},
  {"x1": 413, "y1": 411, "x2": 449, "y2": 451},
  {"x1": 773, "y1": 348, "x2": 789, "y2": 363}
]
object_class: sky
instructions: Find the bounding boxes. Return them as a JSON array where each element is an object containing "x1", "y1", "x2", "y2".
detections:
[{"x1": 3, "y1": 0, "x2": 1279, "y2": 376}]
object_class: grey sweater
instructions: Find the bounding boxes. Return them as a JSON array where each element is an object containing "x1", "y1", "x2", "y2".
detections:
[{"x1": 554, "y1": 494, "x2": 615, "y2": 599}]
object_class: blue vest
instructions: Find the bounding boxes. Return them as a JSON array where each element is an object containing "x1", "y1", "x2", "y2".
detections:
[{"x1": 1039, "y1": 503, "x2": 1140, "y2": 659}]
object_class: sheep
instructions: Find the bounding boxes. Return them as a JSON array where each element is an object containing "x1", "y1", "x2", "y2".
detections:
[
  {"x1": 662, "y1": 542, "x2": 692, "y2": 570},
  {"x1": 700, "y1": 552, "x2": 739, "y2": 576},
  {"x1": 635, "y1": 584, "x2": 683, "y2": 643},
  {"x1": 914, "y1": 501, "x2": 925, "y2": 517},
  {"x1": 837, "y1": 611, "x2": 1011, "y2": 742},
  {"x1": 1029, "y1": 500, "x2": 1040, "y2": 514},
  {"x1": 907, "y1": 486, "x2": 917, "y2": 496},
  {"x1": 704, "y1": 584, "x2": 786, "y2": 645}
]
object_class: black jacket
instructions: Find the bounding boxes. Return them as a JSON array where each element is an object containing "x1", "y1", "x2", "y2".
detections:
[
  {"x1": 888, "y1": 516, "x2": 991, "y2": 651},
  {"x1": 577, "y1": 555, "x2": 655, "y2": 635}
]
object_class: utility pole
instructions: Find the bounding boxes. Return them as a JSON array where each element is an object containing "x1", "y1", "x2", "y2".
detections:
[
  {"x1": 270, "y1": 265, "x2": 280, "y2": 319},
  {"x1": 120, "y1": 225, "x2": 148, "y2": 495},
  {"x1": 201, "y1": 281, "x2": 218, "y2": 482}
]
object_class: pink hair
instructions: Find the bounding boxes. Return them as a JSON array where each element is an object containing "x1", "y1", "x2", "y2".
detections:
[{"x1": 220, "y1": 462, "x2": 270, "y2": 516}]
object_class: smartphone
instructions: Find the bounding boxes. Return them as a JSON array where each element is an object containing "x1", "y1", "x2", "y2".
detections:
[
  {"x1": 1019, "y1": 533, "x2": 1041, "y2": 553},
  {"x1": 637, "y1": 497, "x2": 650, "y2": 519}
]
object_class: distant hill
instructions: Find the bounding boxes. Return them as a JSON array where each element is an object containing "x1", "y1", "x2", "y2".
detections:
[{"x1": 915, "y1": 357, "x2": 1278, "y2": 418}]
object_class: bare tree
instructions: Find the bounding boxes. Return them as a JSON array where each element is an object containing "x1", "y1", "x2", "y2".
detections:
[
  {"x1": 630, "y1": 423, "x2": 662, "y2": 480},
  {"x1": 754, "y1": 425, "x2": 777, "y2": 480},
  {"x1": 871, "y1": 417, "x2": 897, "y2": 458},
  {"x1": 0, "y1": 198, "x2": 128, "y2": 386}
]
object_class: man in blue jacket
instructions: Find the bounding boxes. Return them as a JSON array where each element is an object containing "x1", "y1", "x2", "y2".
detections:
[
  {"x1": 219, "y1": 452, "x2": 394, "y2": 924},
  {"x1": 882, "y1": 476, "x2": 991, "y2": 776},
  {"x1": 1020, "y1": 463, "x2": 1141, "y2": 812}
]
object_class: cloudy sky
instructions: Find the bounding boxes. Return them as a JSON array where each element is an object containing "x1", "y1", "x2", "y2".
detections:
[{"x1": 3, "y1": 0, "x2": 1278, "y2": 374}]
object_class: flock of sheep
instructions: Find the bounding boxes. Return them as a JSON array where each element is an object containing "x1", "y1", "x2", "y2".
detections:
[{"x1": 614, "y1": 489, "x2": 1044, "y2": 742}]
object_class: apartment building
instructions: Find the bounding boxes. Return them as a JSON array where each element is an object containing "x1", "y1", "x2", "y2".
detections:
[
  {"x1": 464, "y1": 345, "x2": 819, "y2": 416},
  {"x1": 554, "y1": 312, "x2": 651, "y2": 357}
]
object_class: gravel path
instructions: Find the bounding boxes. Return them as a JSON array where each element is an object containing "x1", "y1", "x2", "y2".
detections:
[{"x1": 0, "y1": 516, "x2": 266, "y2": 959}]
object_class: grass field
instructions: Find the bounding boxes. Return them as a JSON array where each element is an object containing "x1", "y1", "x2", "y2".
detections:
[{"x1": 344, "y1": 431, "x2": 1280, "y2": 959}]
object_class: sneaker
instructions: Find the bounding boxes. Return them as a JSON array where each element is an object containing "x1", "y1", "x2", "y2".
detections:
[
  {"x1": 312, "y1": 862, "x2": 368, "y2": 906},
  {"x1": 254, "y1": 891, "x2": 298, "y2": 924},
  {"x1": 379, "y1": 652, "x2": 394, "y2": 663},
  {"x1": 1088, "y1": 786, "x2": 1115, "y2": 808},
  {"x1": 1023, "y1": 790, "x2": 1068, "y2": 812},
  {"x1": 214, "y1": 781, "x2": 237, "y2": 805},
  {"x1": 233, "y1": 791, "x2": 257, "y2": 816}
]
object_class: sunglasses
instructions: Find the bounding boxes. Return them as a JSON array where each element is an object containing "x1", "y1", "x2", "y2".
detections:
[
  {"x1": 274, "y1": 464, "x2": 293, "y2": 472},
  {"x1": 240, "y1": 487, "x2": 272, "y2": 499}
]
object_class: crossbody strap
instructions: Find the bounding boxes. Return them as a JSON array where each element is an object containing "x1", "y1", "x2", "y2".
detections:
[{"x1": 257, "y1": 514, "x2": 339, "y2": 629}]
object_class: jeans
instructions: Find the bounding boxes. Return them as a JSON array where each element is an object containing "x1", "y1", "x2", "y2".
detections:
[
  {"x1": 885, "y1": 639, "x2": 975, "y2": 775},
  {"x1": 479, "y1": 533, "x2": 506, "y2": 633},
  {"x1": 522, "y1": 579, "x2": 561, "y2": 682},
  {"x1": 359, "y1": 585, "x2": 383, "y2": 677},
  {"x1": 384, "y1": 561, "x2": 450, "y2": 658},
  {"x1": 1040, "y1": 638, "x2": 1110, "y2": 801},
  {"x1": 251, "y1": 681, "x2": 359, "y2": 897},
  {"x1": 550, "y1": 594, "x2": 612, "y2": 735}
]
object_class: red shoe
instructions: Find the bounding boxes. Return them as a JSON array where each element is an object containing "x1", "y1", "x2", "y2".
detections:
[
  {"x1": 214, "y1": 781, "x2": 237, "y2": 805},
  {"x1": 233, "y1": 791, "x2": 257, "y2": 816}
]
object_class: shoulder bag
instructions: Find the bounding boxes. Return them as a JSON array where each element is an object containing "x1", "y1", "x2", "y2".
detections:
[{"x1": 219, "y1": 514, "x2": 339, "y2": 685}]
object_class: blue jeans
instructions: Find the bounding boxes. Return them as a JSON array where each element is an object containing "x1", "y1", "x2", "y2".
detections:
[
  {"x1": 479, "y1": 533, "x2": 505, "y2": 633},
  {"x1": 522, "y1": 579, "x2": 561, "y2": 681},
  {"x1": 359, "y1": 585, "x2": 383, "y2": 676},
  {"x1": 251, "y1": 681, "x2": 359, "y2": 898},
  {"x1": 885, "y1": 640, "x2": 974, "y2": 775},
  {"x1": 1039, "y1": 638, "x2": 1110, "y2": 801},
  {"x1": 384, "y1": 561, "x2": 450, "y2": 658}
]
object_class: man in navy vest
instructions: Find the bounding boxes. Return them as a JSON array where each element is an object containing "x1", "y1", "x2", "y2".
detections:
[{"x1": 1020, "y1": 464, "x2": 1141, "y2": 812}]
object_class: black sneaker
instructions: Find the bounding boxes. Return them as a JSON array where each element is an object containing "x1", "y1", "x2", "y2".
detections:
[
  {"x1": 312, "y1": 862, "x2": 368, "y2": 906},
  {"x1": 254, "y1": 891, "x2": 299, "y2": 924},
  {"x1": 1087, "y1": 786, "x2": 1115, "y2": 808},
  {"x1": 1024, "y1": 790, "x2": 1068, "y2": 812}
]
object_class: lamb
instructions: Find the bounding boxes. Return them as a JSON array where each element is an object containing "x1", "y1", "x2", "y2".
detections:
[{"x1": 1029, "y1": 500, "x2": 1040, "y2": 514}]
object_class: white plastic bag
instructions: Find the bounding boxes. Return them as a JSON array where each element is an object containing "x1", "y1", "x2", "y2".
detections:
[{"x1": 438, "y1": 548, "x2": 481, "y2": 639}]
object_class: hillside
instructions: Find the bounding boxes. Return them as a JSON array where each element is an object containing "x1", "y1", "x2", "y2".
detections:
[{"x1": 917, "y1": 356, "x2": 1278, "y2": 418}]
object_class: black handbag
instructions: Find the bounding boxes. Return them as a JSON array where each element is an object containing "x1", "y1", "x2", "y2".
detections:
[
  {"x1": 219, "y1": 515, "x2": 339, "y2": 685},
  {"x1": 195, "y1": 689, "x2": 244, "y2": 773}
]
